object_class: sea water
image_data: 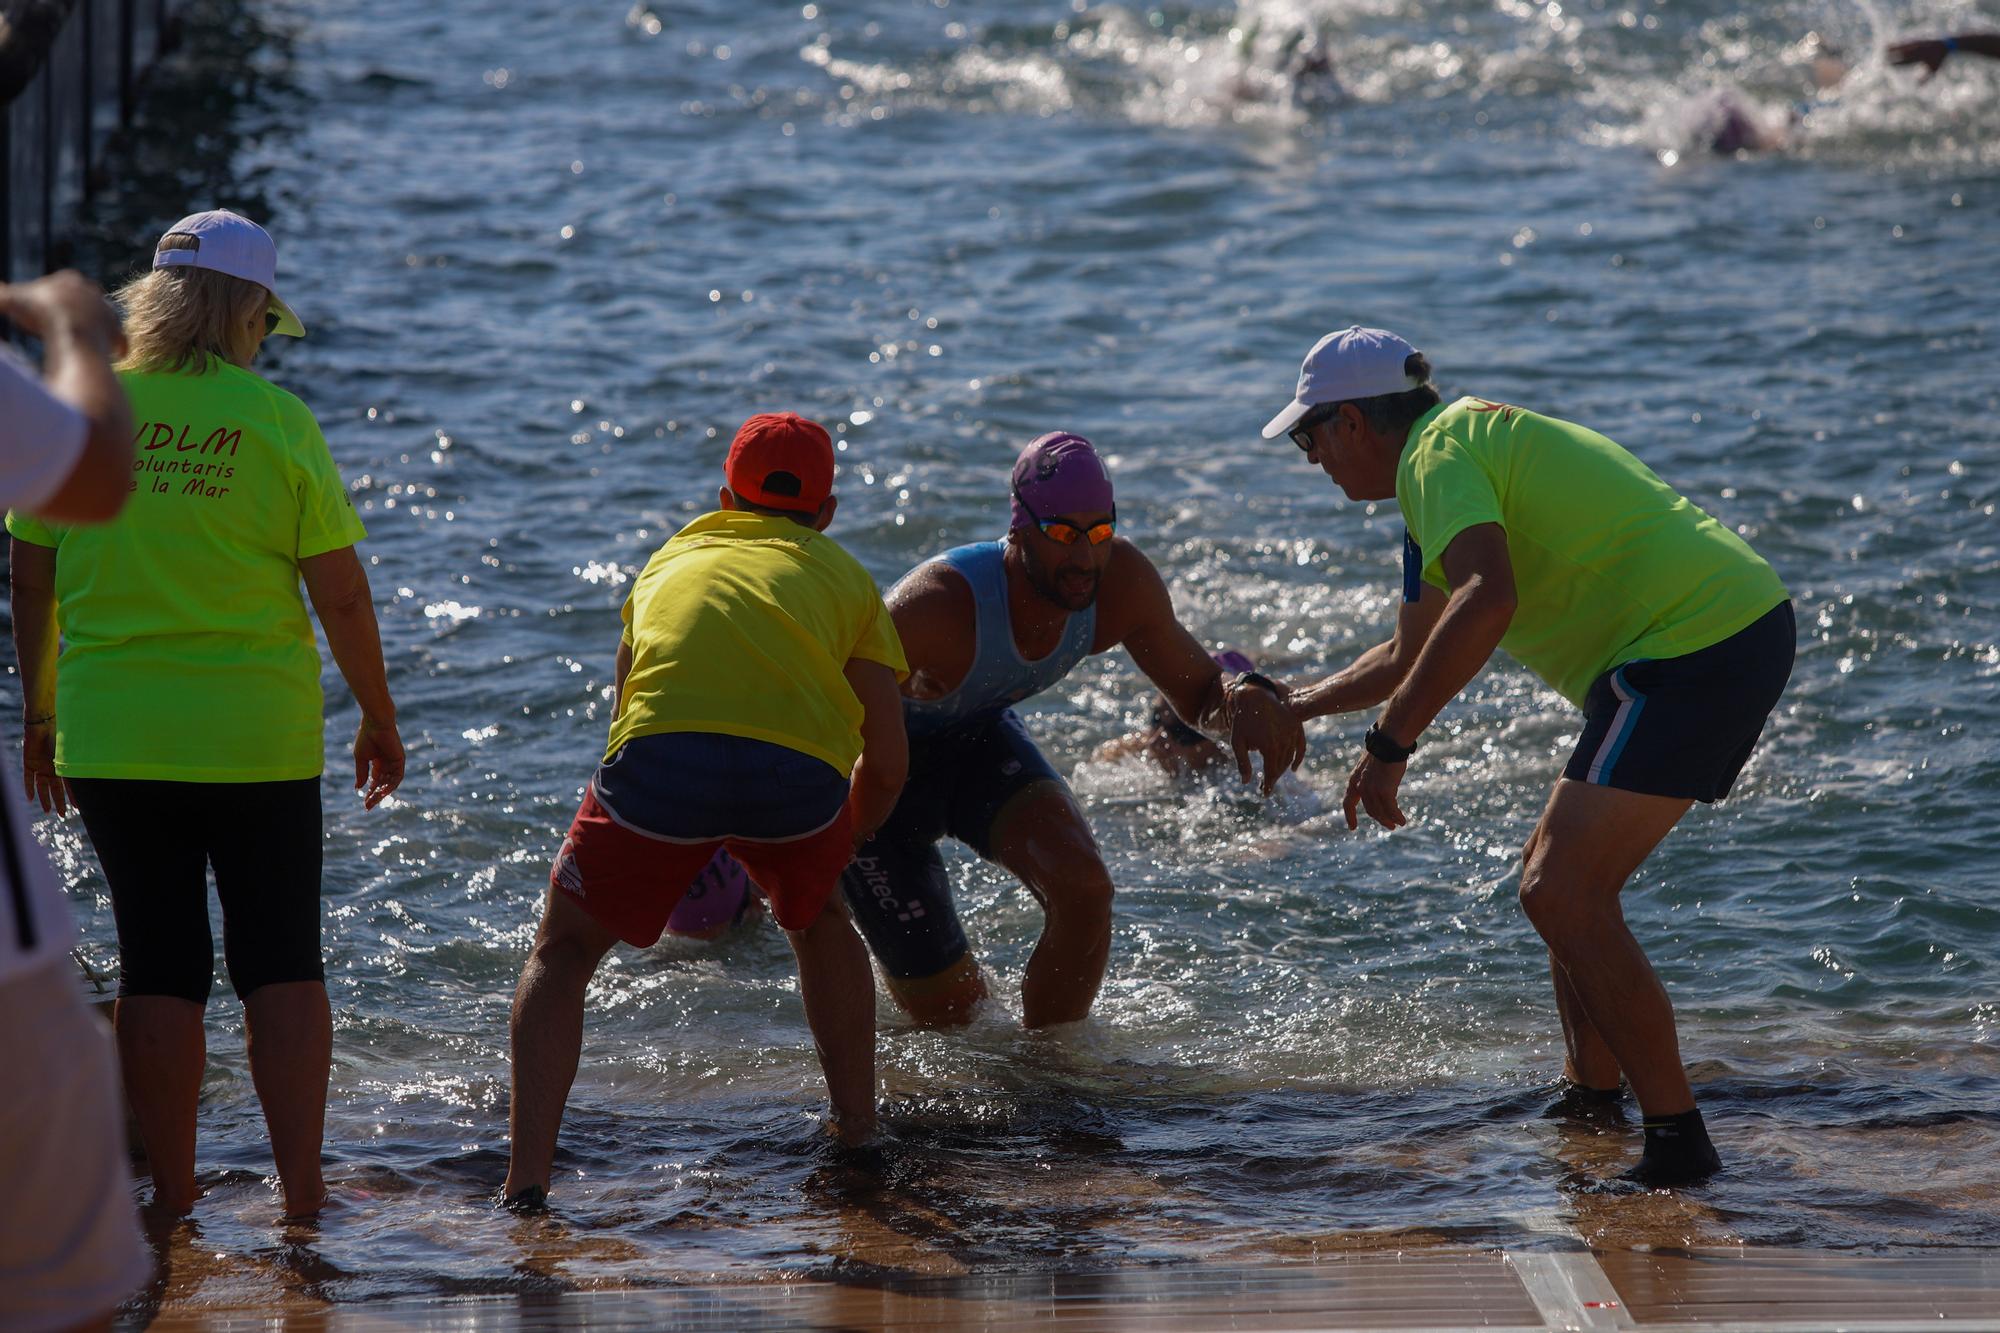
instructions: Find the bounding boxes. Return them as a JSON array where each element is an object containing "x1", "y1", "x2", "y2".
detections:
[{"x1": 28, "y1": 0, "x2": 2000, "y2": 1308}]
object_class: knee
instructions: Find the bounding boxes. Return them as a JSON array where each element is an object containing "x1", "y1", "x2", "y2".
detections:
[
  {"x1": 1042, "y1": 863, "x2": 1114, "y2": 934},
  {"x1": 1518, "y1": 865, "x2": 1607, "y2": 949}
]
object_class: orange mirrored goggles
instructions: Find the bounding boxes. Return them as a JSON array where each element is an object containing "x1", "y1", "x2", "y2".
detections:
[{"x1": 1016, "y1": 492, "x2": 1117, "y2": 546}]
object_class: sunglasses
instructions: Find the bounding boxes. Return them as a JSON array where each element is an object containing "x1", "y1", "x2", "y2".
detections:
[
  {"x1": 1015, "y1": 491, "x2": 1116, "y2": 546},
  {"x1": 1287, "y1": 402, "x2": 1342, "y2": 453},
  {"x1": 264, "y1": 309, "x2": 282, "y2": 336}
]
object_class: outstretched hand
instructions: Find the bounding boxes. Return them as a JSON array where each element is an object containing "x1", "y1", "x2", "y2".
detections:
[
  {"x1": 354, "y1": 715, "x2": 405, "y2": 809},
  {"x1": 1227, "y1": 680, "x2": 1307, "y2": 795},
  {"x1": 1886, "y1": 38, "x2": 1950, "y2": 80},
  {"x1": 1342, "y1": 751, "x2": 1408, "y2": 831}
]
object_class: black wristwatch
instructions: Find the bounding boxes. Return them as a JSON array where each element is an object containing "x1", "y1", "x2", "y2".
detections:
[
  {"x1": 1363, "y1": 723, "x2": 1417, "y2": 764},
  {"x1": 1233, "y1": 671, "x2": 1283, "y2": 697}
]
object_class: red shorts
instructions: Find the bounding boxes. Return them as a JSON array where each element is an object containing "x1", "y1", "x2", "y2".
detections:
[{"x1": 551, "y1": 783, "x2": 853, "y2": 944}]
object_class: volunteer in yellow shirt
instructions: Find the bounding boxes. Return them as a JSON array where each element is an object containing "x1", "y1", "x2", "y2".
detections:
[
  {"x1": 502, "y1": 412, "x2": 908, "y2": 1213},
  {"x1": 7, "y1": 210, "x2": 402, "y2": 1219},
  {"x1": 1265, "y1": 327, "x2": 1793, "y2": 1187}
]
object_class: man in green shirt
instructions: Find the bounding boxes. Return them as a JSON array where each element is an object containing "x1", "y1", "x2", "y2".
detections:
[{"x1": 1264, "y1": 327, "x2": 1793, "y2": 1185}]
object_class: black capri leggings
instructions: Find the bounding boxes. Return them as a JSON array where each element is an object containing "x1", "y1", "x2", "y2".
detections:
[{"x1": 66, "y1": 777, "x2": 324, "y2": 1003}]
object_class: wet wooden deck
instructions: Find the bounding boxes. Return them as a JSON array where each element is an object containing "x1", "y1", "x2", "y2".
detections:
[{"x1": 135, "y1": 1247, "x2": 2000, "y2": 1330}]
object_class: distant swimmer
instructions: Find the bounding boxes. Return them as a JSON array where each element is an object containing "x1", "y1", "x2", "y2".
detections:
[
  {"x1": 840, "y1": 433, "x2": 1306, "y2": 1028},
  {"x1": 503, "y1": 413, "x2": 909, "y2": 1211},
  {"x1": 1698, "y1": 30, "x2": 1999, "y2": 155},
  {"x1": 1263, "y1": 328, "x2": 1794, "y2": 1186}
]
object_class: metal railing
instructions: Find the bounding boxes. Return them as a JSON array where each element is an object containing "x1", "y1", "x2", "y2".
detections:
[{"x1": 2, "y1": 0, "x2": 183, "y2": 282}]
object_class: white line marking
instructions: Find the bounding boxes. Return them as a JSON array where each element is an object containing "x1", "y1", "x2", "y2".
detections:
[{"x1": 1509, "y1": 1250, "x2": 1638, "y2": 1331}]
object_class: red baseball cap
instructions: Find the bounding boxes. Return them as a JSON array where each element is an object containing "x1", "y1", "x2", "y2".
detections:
[{"x1": 724, "y1": 412, "x2": 834, "y2": 514}]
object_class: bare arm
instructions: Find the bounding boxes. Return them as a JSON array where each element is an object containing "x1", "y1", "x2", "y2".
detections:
[
  {"x1": 10, "y1": 537, "x2": 66, "y2": 814},
  {"x1": 843, "y1": 657, "x2": 908, "y2": 842},
  {"x1": 299, "y1": 545, "x2": 403, "y2": 807},
  {"x1": 612, "y1": 638, "x2": 634, "y2": 719},
  {"x1": 880, "y1": 563, "x2": 974, "y2": 701},
  {"x1": 1344, "y1": 523, "x2": 1517, "y2": 830},
  {"x1": 1111, "y1": 544, "x2": 1305, "y2": 793},
  {"x1": 1287, "y1": 580, "x2": 1448, "y2": 722},
  {"x1": 1888, "y1": 32, "x2": 2000, "y2": 79},
  {"x1": 0, "y1": 272, "x2": 133, "y2": 523}
]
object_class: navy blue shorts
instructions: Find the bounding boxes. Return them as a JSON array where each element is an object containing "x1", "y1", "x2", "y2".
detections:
[
  {"x1": 1564, "y1": 601, "x2": 1795, "y2": 803},
  {"x1": 839, "y1": 709, "x2": 1062, "y2": 980}
]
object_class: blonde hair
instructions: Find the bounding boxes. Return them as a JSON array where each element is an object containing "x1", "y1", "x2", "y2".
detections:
[{"x1": 116, "y1": 241, "x2": 267, "y2": 374}]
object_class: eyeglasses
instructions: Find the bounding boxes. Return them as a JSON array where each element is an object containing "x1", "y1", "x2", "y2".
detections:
[
  {"x1": 1287, "y1": 403, "x2": 1342, "y2": 453},
  {"x1": 1014, "y1": 491, "x2": 1116, "y2": 546},
  {"x1": 264, "y1": 310, "x2": 282, "y2": 336}
]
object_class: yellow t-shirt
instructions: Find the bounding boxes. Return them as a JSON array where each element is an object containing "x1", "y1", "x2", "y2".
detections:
[{"x1": 609, "y1": 510, "x2": 908, "y2": 773}]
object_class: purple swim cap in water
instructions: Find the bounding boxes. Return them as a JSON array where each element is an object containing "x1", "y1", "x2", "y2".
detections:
[
  {"x1": 1212, "y1": 649, "x2": 1255, "y2": 675},
  {"x1": 667, "y1": 849, "x2": 752, "y2": 938},
  {"x1": 1010, "y1": 431, "x2": 1114, "y2": 531}
]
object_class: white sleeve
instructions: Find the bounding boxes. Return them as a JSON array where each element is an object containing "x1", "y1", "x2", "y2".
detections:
[{"x1": 0, "y1": 343, "x2": 90, "y2": 512}]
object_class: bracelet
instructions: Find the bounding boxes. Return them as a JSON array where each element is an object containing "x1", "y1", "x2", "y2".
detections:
[
  {"x1": 23, "y1": 713, "x2": 53, "y2": 726},
  {"x1": 1363, "y1": 723, "x2": 1417, "y2": 764},
  {"x1": 1233, "y1": 670, "x2": 1283, "y2": 697}
]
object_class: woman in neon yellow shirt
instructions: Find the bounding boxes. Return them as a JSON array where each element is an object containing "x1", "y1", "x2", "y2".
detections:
[{"x1": 7, "y1": 210, "x2": 402, "y2": 1219}]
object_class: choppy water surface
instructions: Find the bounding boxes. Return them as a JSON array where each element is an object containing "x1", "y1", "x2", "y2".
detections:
[{"x1": 34, "y1": 0, "x2": 2000, "y2": 1310}]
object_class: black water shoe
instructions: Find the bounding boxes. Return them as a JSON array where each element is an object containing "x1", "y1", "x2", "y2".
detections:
[
  {"x1": 501, "y1": 1184, "x2": 549, "y2": 1214},
  {"x1": 1622, "y1": 1107, "x2": 1722, "y2": 1186}
]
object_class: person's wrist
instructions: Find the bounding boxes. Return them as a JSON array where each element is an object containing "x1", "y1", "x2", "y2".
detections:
[
  {"x1": 1363, "y1": 721, "x2": 1417, "y2": 763},
  {"x1": 360, "y1": 708, "x2": 397, "y2": 728},
  {"x1": 1233, "y1": 670, "x2": 1283, "y2": 698},
  {"x1": 23, "y1": 711, "x2": 53, "y2": 726}
]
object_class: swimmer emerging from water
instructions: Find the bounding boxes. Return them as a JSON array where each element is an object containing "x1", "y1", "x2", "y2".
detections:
[
  {"x1": 665, "y1": 851, "x2": 764, "y2": 940},
  {"x1": 839, "y1": 432, "x2": 1305, "y2": 1029},
  {"x1": 1095, "y1": 650, "x2": 1262, "y2": 780}
]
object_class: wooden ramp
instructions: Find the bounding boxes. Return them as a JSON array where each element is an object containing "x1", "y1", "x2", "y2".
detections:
[{"x1": 138, "y1": 1248, "x2": 2000, "y2": 1331}]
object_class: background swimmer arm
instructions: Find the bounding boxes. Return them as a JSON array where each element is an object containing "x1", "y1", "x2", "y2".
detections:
[
  {"x1": 1888, "y1": 33, "x2": 2000, "y2": 79},
  {"x1": 1115, "y1": 552, "x2": 1305, "y2": 794},
  {"x1": 0, "y1": 272, "x2": 133, "y2": 523},
  {"x1": 1286, "y1": 582, "x2": 1447, "y2": 723},
  {"x1": 300, "y1": 545, "x2": 405, "y2": 808},
  {"x1": 1344, "y1": 525, "x2": 1516, "y2": 831},
  {"x1": 843, "y1": 657, "x2": 908, "y2": 843},
  {"x1": 9, "y1": 537, "x2": 66, "y2": 814}
]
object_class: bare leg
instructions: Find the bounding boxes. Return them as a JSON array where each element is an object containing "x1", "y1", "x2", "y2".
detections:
[
  {"x1": 242, "y1": 980, "x2": 331, "y2": 1216},
  {"x1": 114, "y1": 995, "x2": 205, "y2": 1214},
  {"x1": 1550, "y1": 951, "x2": 1623, "y2": 1091},
  {"x1": 883, "y1": 953, "x2": 988, "y2": 1027},
  {"x1": 784, "y1": 898, "x2": 878, "y2": 1144},
  {"x1": 1517, "y1": 779, "x2": 1696, "y2": 1116},
  {"x1": 503, "y1": 887, "x2": 618, "y2": 1200},
  {"x1": 989, "y1": 781, "x2": 1114, "y2": 1029}
]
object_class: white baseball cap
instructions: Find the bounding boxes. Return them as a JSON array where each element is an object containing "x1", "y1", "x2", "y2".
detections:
[
  {"x1": 1260, "y1": 326, "x2": 1423, "y2": 439},
  {"x1": 153, "y1": 209, "x2": 306, "y2": 338}
]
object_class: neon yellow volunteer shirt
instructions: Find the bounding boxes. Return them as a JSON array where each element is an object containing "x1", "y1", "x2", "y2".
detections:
[
  {"x1": 611, "y1": 510, "x2": 908, "y2": 773},
  {"x1": 6, "y1": 358, "x2": 367, "y2": 781},
  {"x1": 1396, "y1": 397, "x2": 1789, "y2": 708}
]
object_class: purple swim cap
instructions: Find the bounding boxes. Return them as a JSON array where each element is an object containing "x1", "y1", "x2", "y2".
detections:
[
  {"x1": 667, "y1": 850, "x2": 752, "y2": 938},
  {"x1": 1212, "y1": 649, "x2": 1255, "y2": 675},
  {"x1": 1010, "y1": 431, "x2": 1114, "y2": 531}
]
